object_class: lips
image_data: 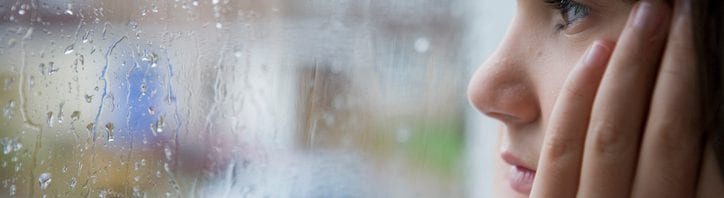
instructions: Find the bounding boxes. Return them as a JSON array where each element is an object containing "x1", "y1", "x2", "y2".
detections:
[{"x1": 501, "y1": 152, "x2": 536, "y2": 195}]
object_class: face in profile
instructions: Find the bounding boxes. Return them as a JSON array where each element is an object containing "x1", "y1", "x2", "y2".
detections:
[{"x1": 468, "y1": 1, "x2": 634, "y2": 197}]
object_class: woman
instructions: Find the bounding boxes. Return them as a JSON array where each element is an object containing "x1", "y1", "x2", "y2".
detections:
[{"x1": 467, "y1": 0, "x2": 724, "y2": 197}]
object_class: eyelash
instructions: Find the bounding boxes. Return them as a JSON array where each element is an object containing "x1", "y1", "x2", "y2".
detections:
[{"x1": 545, "y1": 0, "x2": 591, "y2": 31}]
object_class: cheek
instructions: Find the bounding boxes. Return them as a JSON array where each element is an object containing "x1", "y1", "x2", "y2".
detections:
[{"x1": 527, "y1": 42, "x2": 586, "y2": 129}]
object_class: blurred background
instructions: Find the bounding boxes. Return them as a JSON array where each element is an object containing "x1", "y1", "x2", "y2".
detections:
[{"x1": 0, "y1": 0, "x2": 513, "y2": 197}]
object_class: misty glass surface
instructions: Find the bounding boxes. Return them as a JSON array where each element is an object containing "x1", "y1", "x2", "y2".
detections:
[{"x1": 0, "y1": 0, "x2": 511, "y2": 197}]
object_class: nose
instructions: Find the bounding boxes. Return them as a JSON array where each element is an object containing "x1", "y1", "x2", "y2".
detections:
[{"x1": 467, "y1": 42, "x2": 540, "y2": 126}]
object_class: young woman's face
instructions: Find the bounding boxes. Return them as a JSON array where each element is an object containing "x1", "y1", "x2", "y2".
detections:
[{"x1": 468, "y1": 0, "x2": 634, "y2": 196}]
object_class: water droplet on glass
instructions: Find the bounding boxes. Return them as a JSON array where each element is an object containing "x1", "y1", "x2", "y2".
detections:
[
  {"x1": 133, "y1": 186, "x2": 141, "y2": 197},
  {"x1": 212, "y1": 0, "x2": 219, "y2": 5},
  {"x1": 47, "y1": 62, "x2": 58, "y2": 75},
  {"x1": 151, "y1": 116, "x2": 165, "y2": 135},
  {"x1": 164, "y1": 146, "x2": 172, "y2": 161},
  {"x1": 3, "y1": 100, "x2": 15, "y2": 120},
  {"x1": 38, "y1": 172, "x2": 51, "y2": 190},
  {"x1": 1, "y1": 138, "x2": 19, "y2": 155},
  {"x1": 148, "y1": 107, "x2": 155, "y2": 115},
  {"x1": 70, "y1": 111, "x2": 80, "y2": 121},
  {"x1": 141, "y1": 52, "x2": 158, "y2": 67},
  {"x1": 57, "y1": 103, "x2": 64, "y2": 124},
  {"x1": 105, "y1": 122, "x2": 114, "y2": 142},
  {"x1": 2, "y1": 139, "x2": 23, "y2": 154},
  {"x1": 140, "y1": 83, "x2": 147, "y2": 96},
  {"x1": 38, "y1": 63, "x2": 46, "y2": 76},
  {"x1": 46, "y1": 111, "x2": 54, "y2": 128},
  {"x1": 82, "y1": 31, "x2": 92, "y2": 44},
  {"x1": 86, "y1": 122, "x2": 95, "y2": 133},
  {"x1": 64, "y1": 44, "x2": 74, "y2": 54},
  {"x1": 9, "y1": 184, "x2": 15, "y2": 196},
  {"x1": 215, "y1": 22, "x2": 222, "y2": 29},
  {"x1": 78, "y1": 54, "x2": 85, "y2": 65},
  {"x1": 65, "y1": 3, "x2": 73, "y2": 15},
  {"x1": 18, "y1": 9, "x2": 25, "y2": 15},
  {"x1": 84, "y1": 94, "x2": 93, "y2": 103},
  {"x1": 28, "y1": 75, "x2": 35, "y2": 87},
  {"x1": 192, "y1": 0, "x2": 199, "y2": 6},
  {"x1": 128, "y1": 20, "x2": 139, "y2": 30},
  {"x1": 68, "y1": 177, "x2": 77, "y2": 189}
]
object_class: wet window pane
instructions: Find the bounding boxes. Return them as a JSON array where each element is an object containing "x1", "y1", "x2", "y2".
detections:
[{"x1": 0, "y1": 0, "x2": 511, "y2": 197}]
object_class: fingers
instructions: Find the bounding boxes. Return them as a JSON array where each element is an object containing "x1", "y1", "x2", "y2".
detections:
[
  {"x1": 632, "y1": 0, "x2": 703, "y2": 197},
  {"x1": 531, "y1": 41, "x2": 613, "y2": 198},
  {"x1": 578, "y1": 0, "x2": 672, "y2": 197}
]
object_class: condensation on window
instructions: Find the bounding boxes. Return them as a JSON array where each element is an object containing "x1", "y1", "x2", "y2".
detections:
[{"x1": 0, "y1": 0, "x2": 509, "y2": 197}]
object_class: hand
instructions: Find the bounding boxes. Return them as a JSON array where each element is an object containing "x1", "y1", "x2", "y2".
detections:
[{"x1": 530, "y1": 0, "x2": 702, "y2": 197}]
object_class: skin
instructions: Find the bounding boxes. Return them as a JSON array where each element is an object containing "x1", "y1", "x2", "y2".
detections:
[{"x1": 468, "y1": 0, "x2": 724, "y2": 197}]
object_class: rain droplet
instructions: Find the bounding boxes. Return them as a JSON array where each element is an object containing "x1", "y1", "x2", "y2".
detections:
[
  {"x1": 151, "y1": 116, "x2": 165, "y2": 134},
  {"x1": 57, "y1": 103, "x2": 64, "y2": 124},
  {"x1": 212, "y1": 0, "x2": 219, "y2": 5},
  {"x1": 128, "y1": 21, "x2": 139, "y2": 29},
  {"x1": 86, "y1": 122, "x2": 95, "y2": 133},
  {"x1": 38, "y1": 172, "x2": 51, "y2": 190},
  {"x1": 141, "y1": 52, "x2": 158, "y2": 67},
  {"x1": 105, "y1": 122, "x2": 114, "y2": 142},
  {"x1": 65, "y1": 3, "x2": 73, "y2": 15},
  {"x1": 3, "y1": 100, "x2": 15, "y2": 120},
  {"x1": 38, "y1": 63, "x2": 46, "y2": 76},
  {"x1": 148, "y1": 107, "x2": 155, "y2": 115},
  {"x1": 9, "y1": 184, "x2": 15, "y2": 196},
  {"x1": 192, "y1": 1, "x2": 199, "y2": 6},
  {"x1": 164, "y1": 146, "x2": 172, "y2": 161},
  {"x1": 47, "y1": 62, "x2": 59, "y2": 75},
  {"x1": 46, "y1": 111, "x2": 54, "y2": 128},
  {"x1": 82, "y1": 31, "x2": 92, "y2": 43},
  {"x1": 84, "y1": 94, "x2": 93, "y2": 103},
  {"x1": 69, "y1": 177, "x2": 77, "y2": 189},
  {"x1": 64, "y1": 44, "x2": 75, "y2": 54},
  {"x1": 78, "y1": 54, "x2": 85, "y2": 65},
  {"x1": 215, "y1": 22, "x2": 222, "y2": 29},
  {"x1": 2, "y1": 138, "x2": 14, "y2": 154},
  {"x1": 28, "y1": 75, "x2": 35, "y2": 87},
  {"x1": 70, "y1": 111, "x2": 80, "y2": 121},
  {"x1": 2, "y1": 139, "x2": 23, "y2": 154},
  {"x1": 18, "y1": 9, "x2": 25, "y2": 15},
  {"x1": 133, "y1": 186, "x2": 141, "y2": 197}
]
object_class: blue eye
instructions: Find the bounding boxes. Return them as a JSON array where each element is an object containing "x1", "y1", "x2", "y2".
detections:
[{"x1": 545, "y1": 0, "x2": 591, "y2": 31}]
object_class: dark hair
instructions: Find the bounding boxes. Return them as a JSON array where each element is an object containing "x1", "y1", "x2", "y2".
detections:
[{"x1": 692, "y1": 0, "x2": 724, "y2": 179}]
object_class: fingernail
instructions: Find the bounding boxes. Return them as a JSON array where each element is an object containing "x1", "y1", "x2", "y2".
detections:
[
  {"x1": 584, "y1": 41, "x2": 611, "y2": 68},
  {"x1": 633, "y1": 1, "x2": 665, "y2": 36}
]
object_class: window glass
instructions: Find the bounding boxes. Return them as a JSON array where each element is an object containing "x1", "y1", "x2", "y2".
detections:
[{"x1": 0, "y1": 0, "x2": 510, "y2": 197}]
